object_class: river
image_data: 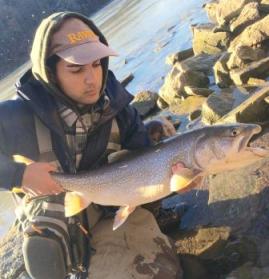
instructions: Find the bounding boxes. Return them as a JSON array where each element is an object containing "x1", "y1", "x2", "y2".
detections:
[{"x1": 0, "y1": 0, "x2": 208, "y2": 238}]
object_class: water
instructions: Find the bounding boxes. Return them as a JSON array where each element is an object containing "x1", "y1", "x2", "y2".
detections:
[{"x1": 0, "y1": 0, "x2": 208, "y2": 238}]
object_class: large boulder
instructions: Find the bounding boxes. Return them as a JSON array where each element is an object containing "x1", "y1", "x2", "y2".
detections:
[
  {"x1": 165, "y1": 48, "x2": 194, "y2": 65},
  {"x1": 229, "y1": 14, "x2": 269, "y2": 51},
  {"x1": 230, "y1": 2, "x2": 260, "y2": 34},
  {"x1": 230, "y1": 57, "x2": 269, "y2": 85},
  {"x1": 192, "y1": 23, "x2": 230, "y2": 55}
]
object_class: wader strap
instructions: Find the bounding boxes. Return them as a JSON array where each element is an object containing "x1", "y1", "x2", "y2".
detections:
[{"x1": 34, "y1": 116, "x2": 58, "y2": 164}]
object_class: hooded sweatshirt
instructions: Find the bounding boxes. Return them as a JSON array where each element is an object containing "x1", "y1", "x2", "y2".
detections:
[{"x1": 0, "y1": 12, "x2": 151, "y2": 190}]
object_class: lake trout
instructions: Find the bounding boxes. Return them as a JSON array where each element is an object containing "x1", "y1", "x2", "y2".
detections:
[{"x1": 14, "y1": 123, "x2": 269, "y2": 230}]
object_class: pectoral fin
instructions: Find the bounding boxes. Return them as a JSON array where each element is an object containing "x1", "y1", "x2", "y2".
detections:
[
  {"x1": 170, "y1": 165, "x2": 199, "y2": 192},
  {"x1": 113, "y1": 205, "x2": 136, "y2": 231},
  {"x1": 64, "y1": 192, "x2": 91, "y2": 217}
]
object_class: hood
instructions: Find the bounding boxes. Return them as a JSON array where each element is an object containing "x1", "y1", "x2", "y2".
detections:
[{"x1": 30, "y1": 11, "x2": 111, "y2": 112}]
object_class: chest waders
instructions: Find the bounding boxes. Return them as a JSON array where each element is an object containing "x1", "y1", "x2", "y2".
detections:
[{"x1": 17, "y1": 116, "x2": 121, "y2": 279}]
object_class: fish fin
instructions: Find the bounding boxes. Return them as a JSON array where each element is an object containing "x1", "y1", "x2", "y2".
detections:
[
  {"x1": 177, "y1": 175, "x2": 203, "y2": 194},
  {"x1": 113, "y1": 205, "x2": 136, "y2": 231},
  {"x1": 13, "y1": 154, "x2": 34, "y2": 165},
  {"x1": 170, "y1": 165, "x2": 199, "y2": 192},
  {"x1": 64, "y1": 192, "x2": 91, "y2": 217}
]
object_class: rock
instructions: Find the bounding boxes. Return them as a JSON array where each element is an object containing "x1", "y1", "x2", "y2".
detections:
[
  {"x1": 225, "y1": 262, "x2": 269, "y2": 279},
  {"x1": 177, "y1": 53, "x2": 220, "y2": 75},
  {"x1": 131, "y1": 91, "x2": 159, "y2": 118},
  {"x1": 0, "y1": 225, "x2": 26, "y2": 279},
  {"x1": 159, "y1": 65, "x2": 209, "y2": 106},
  {"x1": 230, "y1": 57, "x2": 269, "y2": 85},
  {"x1": 227, "y1": 45, "x2": 266, "y2": 70},
  {"x1": 120, "y1": 73, "x2": 134, "y2": 87},
  {"x1": 189, "y1": 109, "x2": 201, "y2": 121},
  {"x1": 213, "y1": 52, "x2": 233, "y2": 88},
  {"x1": 184, "y1": 86, "x2": 214, "y2": 97},
  {"x1": 175, "y1": 227, "x2": 231, "y2": 257},
  {"x1": 219, "y1": 86, "x2": 269, "y2": 123},
  {"x1": 166, "y1": 48, "x2": 194, "y2": 65},
  {"x1": 230, "y1": 2, "x2": 260, "y2": 34},
  {"x1": 192, "y1": 23, "x2": 230, "y2": 55},
  {"x1": 247, "y1": 78, "x2": 268, "y2": 86},
  {"x1": 157, "y1": 96, "x2": 169, "y2": 110},
  {"x1": 229, "y1": 14, "x2": 269, "y2": 51},
  {"x1": 201, "y1": 92, "x2": 234, "y2": 124},
  {"x1": 203, "y1": 1, "x2": 219, "y2": 23},
  {"x1": 215, "y1": 0, "x2": 256, "y2": 26}
]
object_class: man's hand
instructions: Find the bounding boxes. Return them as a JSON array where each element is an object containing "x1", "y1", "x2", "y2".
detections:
[
  {"x1": 146, "y1": 116, "x2": 177, "y2": 143},
  {"x1": 22, "y1": 162, "x2": 64, "y2": 197}
]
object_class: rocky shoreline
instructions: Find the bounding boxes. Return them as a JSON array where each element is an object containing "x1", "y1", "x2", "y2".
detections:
[{"x1": 2, "y1": 0, "x2": 269, "y2": 278}]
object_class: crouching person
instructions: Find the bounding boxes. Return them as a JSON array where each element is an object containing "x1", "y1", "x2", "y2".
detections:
[{"x1": 1, "y1": 12, "x2": 182, "y2": 278}]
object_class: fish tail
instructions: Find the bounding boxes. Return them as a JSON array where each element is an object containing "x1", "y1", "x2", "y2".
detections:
[{"x1": 64, "y1": 191, "x2": 91, "y2": 217}]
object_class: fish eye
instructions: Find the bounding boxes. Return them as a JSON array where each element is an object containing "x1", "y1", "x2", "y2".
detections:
[{"x1": 231, "y1": 128, "x2": 239, "y2": 137}]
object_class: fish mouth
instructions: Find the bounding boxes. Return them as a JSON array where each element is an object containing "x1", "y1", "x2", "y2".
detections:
[{"x1": 241, "y1": 125, "x2": 269, "y2": 157}]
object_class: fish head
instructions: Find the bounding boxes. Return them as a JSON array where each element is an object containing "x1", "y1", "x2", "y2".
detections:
[{"x1": 192, "y1": 123, "x2": 268, "y2": 174}]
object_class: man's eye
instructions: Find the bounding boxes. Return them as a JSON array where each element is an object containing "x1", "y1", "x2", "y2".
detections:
[
  {"x1": 93, "y1": 61, "x2": 101, "y2": 67},
  {"x1": 70, "y1": 67, "x2": 82, "y2": 73}
]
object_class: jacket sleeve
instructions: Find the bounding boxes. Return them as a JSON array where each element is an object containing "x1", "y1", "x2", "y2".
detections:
[
  {"x1": 117, "y1": 104, "x2": 152, "y2": 150},
  {"x1": 0, "y1": 122, "x2": 26, "y2": 190}
]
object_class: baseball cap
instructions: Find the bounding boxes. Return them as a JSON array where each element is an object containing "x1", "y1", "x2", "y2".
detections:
[{"x1": 48, "y1": 18, "x2": 118, "y2": 64}]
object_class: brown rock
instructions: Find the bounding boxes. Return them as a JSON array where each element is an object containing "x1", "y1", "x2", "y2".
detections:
[
  {"x1": 230, "y1": 57, "x2": 269, "y2": 85},
  {"x1": 184, "y1": 86, "x2": 214, "y2": 97},
  {"x1": 230, "y1": 2, "x2": 260, "y2": 33},
  {"x1": 165, "y1": 48, "x2": 194, "y2": 65},
  {"x1": 192, "y1": 23, "x2": 230, "y2": 55}
]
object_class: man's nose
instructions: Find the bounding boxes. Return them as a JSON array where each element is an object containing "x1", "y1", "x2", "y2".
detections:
[{"x1": 84, "y1": 67, "x2": 95, "y2": 84}]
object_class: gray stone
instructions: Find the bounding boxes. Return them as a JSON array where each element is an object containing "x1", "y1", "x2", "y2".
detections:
[
  {"x1": 131, "y1": 91, "x2": 158, "y2": 118},
  {"x1": 192, "y1": 23, "x2": 230, "y2": 55},
  {"x1": 227, "y1": 45, "x2": 266, "y2": 70},
  {"x1": 215, "y1": 0, "x2": 256, "y2": 26},
  {"x1": 230, "y1": 2, "x2": 260, "y2": 33},
  {"x1": 165, "y1": 48, "x2": 194, "y2": 65},
  {"x1": 213, "y1": 52, "x2": 233, "y2": 88},
  {"x1": 184, "y1": 86, "x2": 214, "y2": 97},
  {"x1": 177, "y1": 53, "x2": 220, "y2": 75},
  {"x1": 230, "y1": 57, "x2": 269, "y2": 85},
  {"x1": 202, "y1": 92, "x2": 234, "y2": 124},
  {"x1": 157, "y1": 96, "x2": 169, "y2": 110},
  {"x1": 229, "y1": 14, "x2": 269, "y2": 51},
  {"x1": 189, "y1": 109, "x2": 202, "y2": 121}
]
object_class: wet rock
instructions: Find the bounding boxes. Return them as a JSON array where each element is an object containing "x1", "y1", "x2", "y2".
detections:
[
  {"x1": 230, "y1": 2, "x2": 260, "y2": 34},
  {"x1": 184, "y1": 86, "x2": 213, "y2": 97},
  {"x1": 131, "y1": 91, "x2": 159, "y2": 118},
  {"x1": 227, "y1": 45, "x2": 266, "y2": 70},
  {"x1": 215, "y1": 0, "x2": 256, "y2": 26},
  {"x1": 120, "y1": 73, "x2": 134, "y2": 87},
  {"x1": 202, "y1": 92, "x2": 234, "y2": 124},
  {"x1": 188, "y1": 109, "x2": 201, "y2": 121},
  {"x1": 213, "y1": 52, "x2": 233, "y2": 88},
  {"x1": 177, "y1": 53, "x2": 220, "y2": 75},
  {"x1": 230, "y1": 57, "x2": 269, "y2": 85},
  {"x1": 166, "y1": 48, "x2": 194, "y2": 65},
  {"x1": 192, "y1": 23, "x2": 230, "y2": 55},
  {"x1": 229, "y1": 14, "x2": 269, "y2": 51}
]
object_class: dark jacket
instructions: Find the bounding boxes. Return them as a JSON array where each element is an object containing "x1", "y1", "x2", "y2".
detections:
[{"x1": 0, "y1": 70, "x2": 151, "y2": 190}]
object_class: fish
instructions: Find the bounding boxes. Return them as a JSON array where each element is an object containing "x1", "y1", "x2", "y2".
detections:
[{"x1": 13, "y1": 123, "x2": 269, "y2": 230}]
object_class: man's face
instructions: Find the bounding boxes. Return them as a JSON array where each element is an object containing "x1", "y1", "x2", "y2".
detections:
[{"x1": 55, "y1": 58, "x2": 103, "y2": 105}]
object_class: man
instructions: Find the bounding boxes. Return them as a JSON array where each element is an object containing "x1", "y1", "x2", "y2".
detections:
[{"x1": 0, "y1": 12, "x2": 182, "y2": 278}]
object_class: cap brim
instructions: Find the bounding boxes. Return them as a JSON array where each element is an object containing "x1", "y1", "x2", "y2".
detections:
[{"x1": 56, "y1": 41, "x2": 118, "y2": 65}]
